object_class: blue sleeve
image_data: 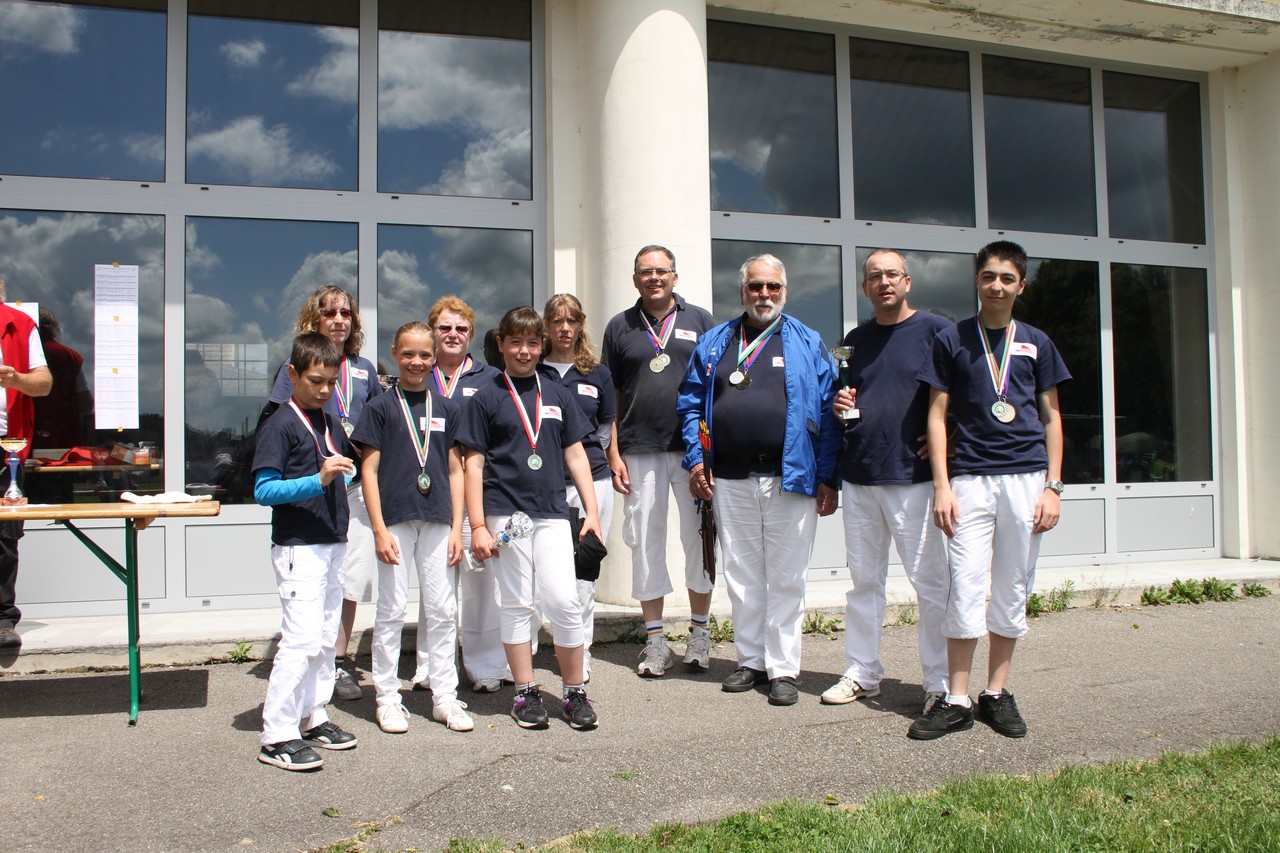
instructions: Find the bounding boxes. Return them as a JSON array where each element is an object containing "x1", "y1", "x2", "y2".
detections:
[
  {"x1": 676, "y1": 341, "x2": 711, "y2": 472},
  {"x1": 254, "y1": 468, "x2": 324, "y2": 506}
]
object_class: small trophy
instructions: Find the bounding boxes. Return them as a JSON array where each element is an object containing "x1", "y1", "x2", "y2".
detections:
[
  {"x1": 0, "y1": 436, "x2": 28, "y2": 505},
  {"x1": 830, "y1": 346, "x2": 860, "y2": 420},
  {"x1": 463, "y1": 511, "x2": 534, "y2": 572}
]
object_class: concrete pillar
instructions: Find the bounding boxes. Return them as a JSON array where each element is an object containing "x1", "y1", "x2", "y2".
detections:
[{"x1": 559, "y1": 0, "x2": 713, "y2": 604}]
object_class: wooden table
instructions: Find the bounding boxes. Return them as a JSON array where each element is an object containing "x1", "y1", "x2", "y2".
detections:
[{"x1": 0, "y1": 501, "x2": 222, "y2": 724}]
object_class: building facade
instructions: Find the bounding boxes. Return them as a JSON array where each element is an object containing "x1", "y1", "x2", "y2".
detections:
[{"x1": 2, "y1": 0, "x2": 1275, "y2": 617}]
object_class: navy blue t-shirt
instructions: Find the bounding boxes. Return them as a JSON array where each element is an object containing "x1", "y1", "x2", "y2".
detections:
[
  {"x1": 602, "y1": 294, "x2": 715, "y2": 455},
  {"x1": 710, "y1": 322, "x2": 786, "y2": 477},
  {"x1": 918, "y1": 316, "x2": 1071, "y2": 476},
  {"x1": 840, "y1": 311, "x2": 951, "y2": 485},
  {"x1": 432, "y1": 356, "x2": 500, "y2": 408},
  {"x1": 253, "y1": 404, "x2": 353, "y2": 546},
  {"x1": 538, "y1": 361, "x2": 616, "y2": 483},
  {"x1": 350, "y1": 387, "x2": 459, "y2": 527},
  {"x1": 456, "y1": 373, "x2": 592, "y2": 519}
]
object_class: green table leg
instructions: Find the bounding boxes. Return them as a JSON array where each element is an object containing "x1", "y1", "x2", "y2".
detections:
[{"x1": 59, "y1": 519, "x2": 141, "y2": 725}]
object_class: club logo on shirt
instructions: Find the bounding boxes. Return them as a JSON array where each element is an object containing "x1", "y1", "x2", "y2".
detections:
[
  {"x1": 540, "y1": 405, "x2": 563, "y2": 420},
  {"x1": 1010, "y1": 342, "x2": 1038, "y2": 358},
  {"x1": 577, "y1": 384, "x2": 598, "y2": 398},
  {"x1": 429, "y1": 417, "x2": 446, "y2": 432},
  {"x1": 352, "y1": 367, "x2": 369, "y2": 379},
  {"x1": 463, "y1": 387, "x2": 478, "y2": 397},
  {"x1": 674, "y1": 328, "x2": 698, "y2": 342},
  {"x1": 771, "y1": 356, "x2": 785, "y2": 368}
]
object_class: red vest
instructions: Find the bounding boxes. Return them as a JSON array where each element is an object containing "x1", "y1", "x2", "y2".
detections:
[{"x1": 0, "y1": 305, "x2": 37, "y2": 461}]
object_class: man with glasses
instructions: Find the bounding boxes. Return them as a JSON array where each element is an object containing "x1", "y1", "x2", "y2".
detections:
[
  {"x1": 602, "y1": 245, "x2": 715, "y2": 677},
  {"x1": 676, "y1": 254, "x2": 840, "y2": 705},
  {"x1": 821, "y1": 249, "x2": 952, "y2": 714}
]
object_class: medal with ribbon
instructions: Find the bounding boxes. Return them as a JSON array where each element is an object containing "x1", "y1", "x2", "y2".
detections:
[
  {"x1": 397, "y1": 387, "x2": 433, "y2": 494},
  {"x1": 433, "y1": 356, "x2": 471, "y2": 399},
  {"x1": 727, "y1": 315, "x2": 782, "y2": 390},
  {"x1": 335, "y1": 357, "x2": 354, "y2": 435},
  {"x1": 641, "y1": 308, "x2": 677, "y2": 373},
  {"x1": 286, "y1": 398, "x2": 350, "y2": 483},
  {"x1": 976, "y1": 316, "x2": 1017, "y2": 423},
  {"x1": 503, "y1": 372, "x2": 544, "y2": 470}
]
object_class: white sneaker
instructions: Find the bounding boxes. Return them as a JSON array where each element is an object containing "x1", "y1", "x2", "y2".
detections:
[
  {"x1": 411, "y1": 669, "x2": 431, "y2": 692},
  {"x1": 376, "y1": 702, "x2": 410, "y2": 733},
  {"x1": 333, "y1": 667, "x2": 363, "y2": 701},
  {"x1": 820, "y1": 675, "x2": 880, "y2": 705},
  {"x1": 432, "y1": 698, "x2": 475, "y2": 732},
  {"x1": 637, "y1": 636, "x2": 674, "y2": 677},
  {"x1": 472, "y1": 677, "x2": 503, "y2": 693},
  {"x1": 683, "y1": 628, "x2": 711, "y2": 670}
]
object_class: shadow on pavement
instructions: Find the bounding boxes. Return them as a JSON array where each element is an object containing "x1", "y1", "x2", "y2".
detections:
[{"x1": 0, "y1": 668, "x2": 210, "y2": 717}]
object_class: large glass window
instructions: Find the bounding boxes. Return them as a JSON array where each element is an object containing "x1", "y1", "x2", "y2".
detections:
[
  {"x1": 184, "y1": 217, "x2": 357, "y2": 503},
  {"x1": 186, "y1": 1, "x2": 358, "y2": 189},
  {"x1": 0, "y1": 210, "x2": 164, "y2": 503},
  {"x1": 1111, "y1": 264, "x2": 1211, "y2": 482},
  {"x1": 709, "y1": 22, "x2": 838, "y2": 217},
  {"x1": 378, "y1": 0, "x2": 532, "y2": 198},
  {"x1": 0, "y1": 1, "x2": 166, "y2": 181},
  {"x1": 1104, "y1": 72, "x2": 1205, "y2": 244},
  {"x1": 850, "y1": 39, "x2": 973, "y2": 226},
  {"x1": 1016, "y1": 259, "x2": 1103, "y2": 484},
  {"x1": 376, "y1": 225, "x2": 534, "y2": 361},
  {"x1": 711, "y1": 240, "x2": 842, "y2": 345},
  {"x1": 983, "y1": 55, "x2": 1095, "y2": 236}
]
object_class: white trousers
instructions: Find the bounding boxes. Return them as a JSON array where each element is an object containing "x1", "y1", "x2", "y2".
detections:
[
  {"x1": 342, "y1": 482, "x2": 376, "y2": 602},
  {"x1": 373, "y1": 520, "x2": 457, "y2": 706},
  {"x1": 261, "y1": 542, "x2": 345, "y2": 746},
  {"x1": 489, "y1": 515, "x2": 584, "y2": 647},
  {"x1": 713, "y1": 476, "x2": 815, "y2": 679},
  {"x1": 944, "y1": 472, "x2": 1046, "y2": 640},
  {"x1": 433, "y1": 518, "x2": 511, "y2": 683},
  {"x1": 622, "y1": 451, "x2": 712, "y2": 601},
  {"x1": 566, "y1": 478, "x2": 615, "y2": 656},
  {"x1": 840, "y1": 482, "x2": 949, "y2": 693}
]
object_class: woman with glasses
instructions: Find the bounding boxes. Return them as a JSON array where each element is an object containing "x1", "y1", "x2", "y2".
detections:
[
  {"x1": 266, "y1": 284, "x2": 384, "y2": 703},
  {"x1": 538, "y1": 294, "x2": 614, "y2": 681},
  {"x1": 418, "y1": 296, "x2": 512, "y2": 694}
]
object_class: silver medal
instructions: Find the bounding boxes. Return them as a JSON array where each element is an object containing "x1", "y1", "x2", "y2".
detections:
[
  {"x1": 527, "y1": 453, "x2": 543, "y2": 470},
  {"x1": 341, "y1": 418, "x2": 354, "y2": 437},
  {"x1": 417, "y1": 472, "x2": 432, "y2": 494},
  {"x1": 991, "y1": 400, "x2": 1015, "y2": 423},
  {"x1": 728, "y1": 369, "x2": 745, "y2": 386},
  {"x1": 649, "y1": 355, "x2": 667, "y2": 373}
]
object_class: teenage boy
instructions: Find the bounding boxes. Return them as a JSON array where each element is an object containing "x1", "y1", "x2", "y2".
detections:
[
  {"x1": 253, "y1": 333, "x2": 360, "y2": 770},
  {"x1": 910, "y1": 240, "x2": 1069, "y2": 741}
]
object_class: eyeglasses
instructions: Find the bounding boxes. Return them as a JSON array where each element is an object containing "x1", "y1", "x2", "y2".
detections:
[
  {"x1": 745, "y1": 281, "x2": 784, "y2": 294},
  {"x1": 320, "y1": 307, "x2": 353, "y2": 318},
  {"x1": 864, "y1": 270, "x2": 906, "y2": 283},
  {"x1": 635, "y1": 267, "x2": 673, "y2": 278},
  {"x1": 437, "y1": 324, "x2": 471, "y2": 335}
]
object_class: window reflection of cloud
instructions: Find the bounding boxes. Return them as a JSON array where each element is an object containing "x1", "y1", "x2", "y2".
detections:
[
  {"x1": 220, "y1": 38, "x2": 267, "y2": 69},
  {"x1": 188, "y1": 115, "x2": 338, "y2": 184},
  {"x1": 0, "y1": 2, "x2": 83, "y2": 55},
  {"x1": 422, "y1": 126, "x2": 531, "y2": 197},
  {"x1": 285, "y1": 29, "x2": 357, "y2": 103}
]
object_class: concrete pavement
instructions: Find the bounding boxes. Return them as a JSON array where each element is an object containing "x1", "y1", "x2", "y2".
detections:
[{"x1": 0, "y1": 567, "x2": 1276, "y2": 852}]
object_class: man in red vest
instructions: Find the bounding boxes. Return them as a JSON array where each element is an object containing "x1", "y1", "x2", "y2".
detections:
[{"x1": 0, "y1": 279, "x2": 53, "y2": 650}]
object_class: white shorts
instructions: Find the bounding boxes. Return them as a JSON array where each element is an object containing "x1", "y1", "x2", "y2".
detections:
[
  {"x1": 621, "y1": 451, "x2": 711, "y2": 601},
  {"x1": 943, "y1": 471, "x2": 1046, "y2": 640},
  {"x1": 489, "y1": 515, "x2": 584, "y2": 648},
  {"x1": 341, "y1": 481, "x2": 376, "y2": 602}
]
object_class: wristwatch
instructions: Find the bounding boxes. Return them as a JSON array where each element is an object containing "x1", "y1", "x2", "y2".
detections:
[{"x1": 1044, "y1": 480, "x2": 1065, "y2": 496}]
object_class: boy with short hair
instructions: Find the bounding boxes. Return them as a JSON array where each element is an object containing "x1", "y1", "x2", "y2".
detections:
[
  {"x1": 253, "y1": 332, "x2": 360, "y2": 770},
  {"x1": 911, "y1": 240, "x2": 1070, "y2": 741}
]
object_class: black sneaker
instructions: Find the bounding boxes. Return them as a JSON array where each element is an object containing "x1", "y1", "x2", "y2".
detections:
[
  {"x1": 562, "y1": 688, "x2": 598, "y2": 730},
  {"x1": 768, "y1": 676, "x2": 800, "y2": 706},
  {"x1": 977, "y1": 690, "x2": 1028, "y2": 738},
  {"x1": 907, "y1": 698, "x2": 974, "y2": 740},
  {"x1": 258, "y1": 739, "x2": 324, "y2": 771},
  {"x1": 301, "y1": 721, "x2": 358, "y2": 750},
  {"x1": 512, "y1": 686, "x2": 550, "y2": 729},
  {"x1": 721, "y1": 666, "x2": 767, "y2": 693}
]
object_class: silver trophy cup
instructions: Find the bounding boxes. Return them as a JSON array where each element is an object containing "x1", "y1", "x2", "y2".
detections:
[{"x1": 830, "y1": 346, "x2": 860, "y2": 420}]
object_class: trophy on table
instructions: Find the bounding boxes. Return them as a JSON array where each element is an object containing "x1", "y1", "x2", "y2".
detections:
[
  {"x1": 463, "y1": 510, "x2": 534, "y2": 572},
  {"x1": 0, "y1": 436, "x2": 28, "y2": 505},
  {"x1": 830, "y1": 346, "x2": 860, "y2": 420}
]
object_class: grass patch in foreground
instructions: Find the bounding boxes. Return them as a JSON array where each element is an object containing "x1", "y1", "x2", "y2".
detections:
[{"x1": 459, "y1": 738, "x2": 1280, "y2": 852}]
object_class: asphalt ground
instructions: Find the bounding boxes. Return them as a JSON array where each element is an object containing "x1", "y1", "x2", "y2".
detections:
[{"x1": 1, "y1": 594, "x2": 1277, "y2": 852}]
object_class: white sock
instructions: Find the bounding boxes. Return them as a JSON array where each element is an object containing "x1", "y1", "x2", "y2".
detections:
[{"x1": 945, "y1": 693, "x2": 972, "y2": 708}]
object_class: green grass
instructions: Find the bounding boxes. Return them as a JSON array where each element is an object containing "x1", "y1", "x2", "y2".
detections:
[
  {"x1": 1143, "y1": 576, "x2": 1259, "y2": 606},
  {"x1": 1026, "y1": 579, "x2": 1074, "y2": 617},
  {"x1": 436, "y1": 739, "x2": 1280, "y2": 853}
]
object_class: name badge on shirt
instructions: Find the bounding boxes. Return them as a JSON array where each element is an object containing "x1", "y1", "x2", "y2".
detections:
[
  {"x1": 540, "y1": 405, "x2": 563, "y2": 420},
  {"x1": 428, "y1": 417, "x2": 446, "y2": 432},
  {"x1": 577, "y1": 384, "x2": 598, "y2": 398},
  {"x1": 674, "y1": 328, "x2": 698, "y2": 342},
  {"x1": 462, "y1": 387, "x2": 478, "y2": 397},
  {"x1": 351, "y1": 366, "x2": 369, "y2": 380},
  {"x1": 1010, "y1": 342, "x2": 1038, "y2": 358},
  {"x1": 772, "y1": 356, "x2": 785, "y2": 368}
]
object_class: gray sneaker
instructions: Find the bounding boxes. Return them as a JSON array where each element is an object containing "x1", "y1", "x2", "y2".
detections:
[
  {"x1": 333, "y1": 666, "x2": 363, "y2": 701},
  {"x1": 636, "y1": 636, "x2": 674, "y2": 677},
  {"x1": 683, "y1": 628, "x2": 711, "y2": 670}
]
